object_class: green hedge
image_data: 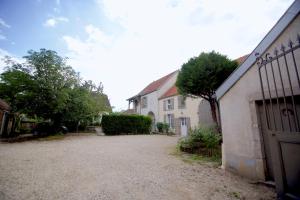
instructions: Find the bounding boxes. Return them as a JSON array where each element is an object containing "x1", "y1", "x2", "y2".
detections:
[{"x1": 101, "y1": 114, "x2": 152, "y2": 135}]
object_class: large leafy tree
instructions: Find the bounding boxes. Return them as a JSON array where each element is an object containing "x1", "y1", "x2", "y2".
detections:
[
  {"x1": 176, "y1": 51, "x2": 238, "y2": 127},
  {"x1": 0, "y1": 49, "x2": 111, "y2": 133},
  {"x1": 23, "y1": 49, "x2": 80, "y2": 123},
  {"x1": 0, "y1": 61, "x2": 36, "y2": 113}
]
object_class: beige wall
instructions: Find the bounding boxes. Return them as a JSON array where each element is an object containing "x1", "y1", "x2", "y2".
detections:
[
  {"x1": 219, "y1": 15, "x2": 300, "y2": 180},
  {"x1": 158, "y1": 95, "x2": 213, "y2": 135}
]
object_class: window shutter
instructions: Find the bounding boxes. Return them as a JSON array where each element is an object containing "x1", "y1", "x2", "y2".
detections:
[
  {"x1": 164, "y1": 114, "x2": 166, "y2": 123},
  {"x1": 171, "y1": 98, "x2": 174, "y2": 110},
  {"x1": 163, "y1": 100, "x2": 166, "y2": 111}
]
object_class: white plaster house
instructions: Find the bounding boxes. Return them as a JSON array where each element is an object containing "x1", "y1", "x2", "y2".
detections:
[
  {"x1": 158, "y1": 85, "x2": 214, "y2": 136},
  {"x1": 216, "y1": 1, "x2": 300, "y2": 198},
  {"x1": 127, "y1": 71, "x2": 179, "y2": 130},
  {"x1": 128, "y1": 71, "x2": 214, "y2": 135}
]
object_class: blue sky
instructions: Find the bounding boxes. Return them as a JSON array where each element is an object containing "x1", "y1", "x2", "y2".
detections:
[
  {"x1": 0, "y1": 0, "x2": 294, "y2": 110},
  {"x1": 0, "y1": 0, "x2": 121, "y2": 56}
]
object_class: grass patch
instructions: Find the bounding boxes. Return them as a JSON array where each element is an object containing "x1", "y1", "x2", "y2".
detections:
[{"x1": 170, "y1": 145, "x2": 221, "y2": 167}]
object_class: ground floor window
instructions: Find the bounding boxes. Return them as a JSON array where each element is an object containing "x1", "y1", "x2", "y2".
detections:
[{"x1": 166, "y1": 114, "x2": 174, "y2": 128}]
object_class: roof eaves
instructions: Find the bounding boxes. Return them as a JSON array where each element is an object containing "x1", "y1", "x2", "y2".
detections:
[
  {"x1": 139, "y1": 90, "x2": 156, "y2": 97},
  {"x1": 158, "y1": 93, "x2": 178, "y2": 100},
  {"x1": 127, "y1": 94, "x2": 140, "y2": 101},
  {"x1": 216, "y1": 0, "x2": 300, "y2": 100}
]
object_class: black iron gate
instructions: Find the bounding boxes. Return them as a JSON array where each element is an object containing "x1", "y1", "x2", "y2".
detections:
[{"x1": 256, "y1": 35, "x2": 300, "y2": 199}]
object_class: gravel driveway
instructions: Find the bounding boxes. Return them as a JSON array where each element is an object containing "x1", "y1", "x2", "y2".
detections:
[{"x1": 0, "y1": 135, "x2": 275, "y2": 200}]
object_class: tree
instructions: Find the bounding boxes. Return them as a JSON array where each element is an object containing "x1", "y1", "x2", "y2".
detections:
[
  {"x1": 23, "y1": 49, "x2": 80, "y2": 125},
  {"x1": 0, "y1": 63, "x2": 36, "y2": 113},
  {"x1": 0, "y1": 49, "x2": 111, "y2": 134},
  {"x1": 176, "y1": 51, "x2": 238, "y2": 127}
]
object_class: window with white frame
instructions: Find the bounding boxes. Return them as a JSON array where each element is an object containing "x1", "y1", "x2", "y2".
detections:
[
  {"x1": 164, "y1": 114, "x2": 174, "y2": 128},
  {"x1": 164, "y1": 98, "x2": 174, "y2": 110},
  {"x1": 167, "y1": 114, "x2": 174, "y2": 128}
]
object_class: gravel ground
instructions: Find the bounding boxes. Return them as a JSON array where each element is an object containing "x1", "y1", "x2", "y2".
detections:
[{"x1": 0, "y1": 135, "x2": 275, "y2": 200}]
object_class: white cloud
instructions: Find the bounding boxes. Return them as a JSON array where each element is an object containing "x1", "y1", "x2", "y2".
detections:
[
  {"x1": 85, "y1": 24, "x2": 112, "y2": 45},
  {"x1": 0, "y1": 18, "x2": 10, "y2": 28},
  {"x1": 44, "y1": 17, "x2": 69, "y2": 27},
  {"x1": 64, "y1": 0, "x2": 293, "y2": 110}
]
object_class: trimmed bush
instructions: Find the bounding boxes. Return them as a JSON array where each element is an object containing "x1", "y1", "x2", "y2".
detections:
[
  {"x1": 101, "y1": 114, "x2": 152, "y2": 135},
  {"x1": 156, "y1": 122, "x2": 169, "y2": 133},
  {"x1": 178, "y1": 126, "x2": 221, "y2": 157}
]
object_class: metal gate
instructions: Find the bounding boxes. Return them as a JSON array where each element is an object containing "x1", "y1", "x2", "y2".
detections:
[{"x1": 256, "y1": 35, "x2": 300, "y2": 199}]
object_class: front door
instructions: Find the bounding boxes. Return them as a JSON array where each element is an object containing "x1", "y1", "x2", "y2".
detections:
[{"x1": 180, "y1": 118, "x2": 188, "y2": 137}]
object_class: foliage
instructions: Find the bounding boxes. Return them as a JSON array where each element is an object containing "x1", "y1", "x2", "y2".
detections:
[
  {"x1": 0, "y1": 49, "x2": 111, "y2": 134},
  {"x1": 170, "y1": 146, "x2": 221, "y2": 166},
  {"x1": 178, "y1": 126, "x2": 221, "y2": 157},
  {"x1": 101, "y1": 114, "x2": 152, "y2": 135},
  {"x1": 176, "y1": 51, "x2": 238, "y2": 126},
  {"x1": 156, "y1": 122, "x2": 169, "y2": 133}
]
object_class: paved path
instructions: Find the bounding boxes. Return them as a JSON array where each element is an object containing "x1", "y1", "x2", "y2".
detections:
[{"x1": 0, "y1": 135, "x2": 275, "y2": 200}]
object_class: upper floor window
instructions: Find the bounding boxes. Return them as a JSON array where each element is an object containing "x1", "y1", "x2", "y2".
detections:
[
  {"x1": 141, "y1": 96, "x2": 147, "y2": 108},
  {"x1": 178, "y1": 96, "x2": 186, "y2": 109},
  {"x1": 164, "y1": 98, "x2": 174, "y2": 110}
]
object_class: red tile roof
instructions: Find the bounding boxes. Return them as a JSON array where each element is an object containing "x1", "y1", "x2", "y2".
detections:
[
  {"x1": 138, "y1": 71, "x2": 178, "y2": 96},
  {"x1": 159, "y1": 85, "x2": 178, "y2": 99},
  {"x1": 235, "y1": 54, "x2": 249, "y2": 65}
]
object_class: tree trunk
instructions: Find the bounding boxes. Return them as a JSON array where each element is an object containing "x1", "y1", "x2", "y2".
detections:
[
  {"x1": 76, "y1": 121, "x2": 80, "y2": 133},
  {"x1": 10, "y1": 114, "x2": 16, "y2": 136},
  {"x1": 208, "y1": 98, "x2": 220, "y2": 132}
]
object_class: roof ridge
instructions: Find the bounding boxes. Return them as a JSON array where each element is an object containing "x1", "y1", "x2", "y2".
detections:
[
  {"x1": 137, "y1": 70, "x2": 178, "y2": 96},
  {"x1": 216, "y1": 0, "x2": 300, "y2": 100}
]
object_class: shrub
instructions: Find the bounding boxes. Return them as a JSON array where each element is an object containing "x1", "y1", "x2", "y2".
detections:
[
  {"x1": 156, "y1": 122, "x2": 169, "y2": 133},
  {"x1": 178, "y1": 126, "x2": 221, "y2": 156},
  {"x1": 163, "y1": 123, "x2": 169, "y2": 133},
  {"x1": 32, "y1": 122, "x2": 68, "y2": 136},
  {"x1": 156, "y1": 122, "x2": 164, "y2": 132},
  {"x1": 101, "y1": 114, "x2": 152, "y2": 135}
]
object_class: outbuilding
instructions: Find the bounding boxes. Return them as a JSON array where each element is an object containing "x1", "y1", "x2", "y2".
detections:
[{"x1": 216, "y1": 1, "x2": 300, "y2": 198}]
